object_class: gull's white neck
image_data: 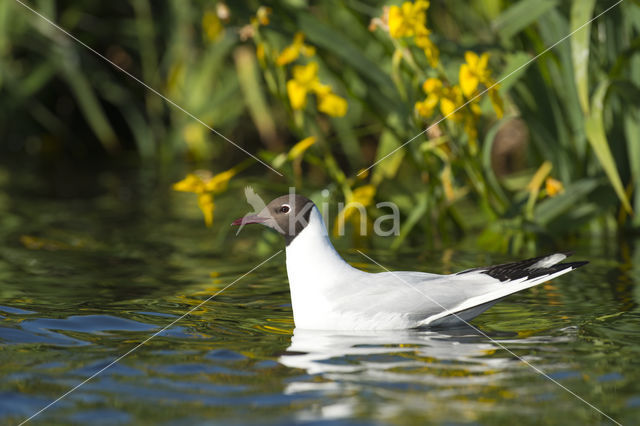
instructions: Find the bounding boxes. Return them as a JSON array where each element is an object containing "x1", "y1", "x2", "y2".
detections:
[{"x1": 285, "y1": 206, "x2": 361, "y2": 328}]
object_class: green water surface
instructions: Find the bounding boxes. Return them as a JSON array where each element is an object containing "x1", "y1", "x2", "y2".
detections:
[{"x1": 0, "y1": 166, "x2": 639, "y2": 425}]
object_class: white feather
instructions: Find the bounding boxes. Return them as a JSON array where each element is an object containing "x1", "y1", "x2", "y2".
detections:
[{"x1": 528, "y1": 253, "x2": 567, "y2": 269}]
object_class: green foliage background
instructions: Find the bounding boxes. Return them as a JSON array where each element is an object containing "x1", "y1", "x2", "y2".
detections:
[{"x1": 1, "y1": 0, "x2": 639, "y2": 253}]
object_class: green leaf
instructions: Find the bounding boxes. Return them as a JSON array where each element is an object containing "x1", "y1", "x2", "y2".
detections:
[
  {"x1": 493, "y1": 0, "x2": 558, "y2": 41},
  {"x1": 332, "y1": 117, "x2": 364, "y2": 171},
  {"x1": 495, "y1": 52, "x2": 533, "y2": 93},
  {"x1": 391, "y1": 191, "x2": 427, "y2": 250},
  {"x1": 16, "y1": 64, "x2": 56, "y2": 100},
  {"x1": 63, "y1": 68, "x2": 119, "y2": 153},
  {"x1": 585, "y1": 80, "x2": 632, "y2": 213},
  {"x1": 233, "y1": 46, "x2": 279, "y2": 151},
  {"x1": 624, "y1": 107, "x2": 640, "y2": 226},
  {"x1": 371, "y1": 130, "x2": 404, "y2": 186},
  {"x1": 570, "y1": 0, "x2": 596, "y2": 115},
  {"x1": 481, "y1": 118, "x2": 510, "y2": 211}
]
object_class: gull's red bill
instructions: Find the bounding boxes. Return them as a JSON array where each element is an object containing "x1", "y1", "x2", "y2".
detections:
[{"x1": 231, "y1": 214, "x2": 268, "y2": 226}]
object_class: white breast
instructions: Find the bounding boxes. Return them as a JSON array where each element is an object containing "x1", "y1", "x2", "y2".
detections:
[{"x1": 284, "y1": 207, "x2": 363, "y2": 328}]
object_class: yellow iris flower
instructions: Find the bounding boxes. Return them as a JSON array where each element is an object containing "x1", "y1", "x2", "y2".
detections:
[
  {"x1": 173, "y1": 168, "x2": 237, "y2": 227},
  {"x1": 388, "y1": 1, "x2": 430, "y2": 39},
  {"x1": 416, "y1": 77, "x2": 465, "y2": 121},
  {"x1": 545, "y1": 177, "x2": 564, "y2": 197},
  {"x1": 286, "y1": 62, "x2": 320, "y2": 110},
  {"x1": 415, "y1": 78, "x2": 442, "y2": 118},
  {"x1": 458, "y1": 51, "x2": 504, "y2": 118},
  {"x1": 276, "y1": 32, "x2": 316, "y2": 66},
  {"x1": 387, "y1": 1, "x2": 438, "y2": 67},
  {"x1": 459, "y1": 51, "x2": 491, "y2": 98},
  {"x1": 286, "y1": 62, "x2": 348, "y2": 117},
  {"x1": 416, "y1": 77, "x2": 484, "y2": 146},
  {"x1": 317, "y1": 92, "x2": 348, "y2": 117},
  {"x1": 439, "y1": 85, "x2": 464, "y2": 119},
  {"x1": 416, "y1": 78, "x2": 464, "y2": 121}
]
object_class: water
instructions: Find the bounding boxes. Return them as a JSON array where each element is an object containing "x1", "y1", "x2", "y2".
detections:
[{"x1": 0, "y1": 166, "x2": 639, "y2": 425}]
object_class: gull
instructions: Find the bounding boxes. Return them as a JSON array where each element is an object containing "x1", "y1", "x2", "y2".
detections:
[{"x1": 232, "y1": 194, "x2": 587, "y2": 330}]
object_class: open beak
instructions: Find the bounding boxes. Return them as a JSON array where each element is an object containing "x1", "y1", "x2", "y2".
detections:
[{"x1": 231, "y1": 214, "x2": 268, "y2": 226}]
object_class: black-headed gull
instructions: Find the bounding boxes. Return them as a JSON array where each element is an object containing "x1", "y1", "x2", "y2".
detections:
[{"x1": 232, "y1": 194, "x2": 587, "y2": 330}]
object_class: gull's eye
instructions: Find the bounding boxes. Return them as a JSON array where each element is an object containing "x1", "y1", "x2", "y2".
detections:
[{"x1": 279, "y1": 204, "x2": 290, "y2": 214}]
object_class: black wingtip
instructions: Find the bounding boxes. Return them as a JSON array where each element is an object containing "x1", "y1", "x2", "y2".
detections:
[
  {"x1": 564, "y1": 260, "x2": 589, "y2": 269},
  {"x1": 456, "y1": 253, "x2": 588, "y2": 282}
]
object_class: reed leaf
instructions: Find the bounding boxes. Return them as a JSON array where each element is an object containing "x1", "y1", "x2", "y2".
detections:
[
  {"x1": 570, "y1": 0, "x2": 596, "y2": 115},
  {"x1": 493, "y1": 0, "x2": 557, "y2": 41},
  {"x1": 585, "y1": 80, "x2": 632, "y2": 213}
]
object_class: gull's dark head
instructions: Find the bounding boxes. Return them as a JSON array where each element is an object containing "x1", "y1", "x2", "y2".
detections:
[{"x1": 232, "y1": 194, "x2": 315, "y2": 245}]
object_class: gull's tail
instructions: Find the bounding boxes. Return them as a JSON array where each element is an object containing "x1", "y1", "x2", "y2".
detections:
[
  {"x1": 423, "y1": 253, "x2": 588, "y2": 327},
  {"x1": 456, "y1": 252, "x2": 589, "y2": 282}
]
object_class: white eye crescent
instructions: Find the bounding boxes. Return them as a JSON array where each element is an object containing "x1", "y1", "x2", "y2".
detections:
[{"x1": 279, "y1": 204, "x2": 290, "y2": 214}]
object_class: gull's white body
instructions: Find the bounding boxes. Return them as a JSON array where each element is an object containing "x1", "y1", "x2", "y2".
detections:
[{"x1": 286, "y1": 206, "x2": 579, "y2": 330}]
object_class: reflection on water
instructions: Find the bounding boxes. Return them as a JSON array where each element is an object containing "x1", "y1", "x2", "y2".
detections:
[
  {"x1": 0, "y1": 167, "x2": 639, "y2": 424},
  {"x1": 279, "y1": 327, "x2": 571, "y2": 422},
  {"x1": 281, "y1": 327, "x2": 506, "y2": 376}
]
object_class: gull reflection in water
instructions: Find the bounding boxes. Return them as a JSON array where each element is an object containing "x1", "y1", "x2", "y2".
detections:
[{"x1": 278, "y1": 326, "x2": 523, "y2": 422}]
